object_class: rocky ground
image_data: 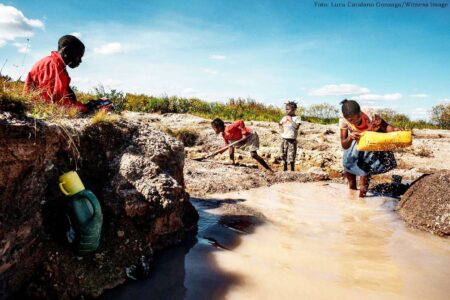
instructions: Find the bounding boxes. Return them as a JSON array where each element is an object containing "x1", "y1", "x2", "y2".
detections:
[{"x1": 123, "y1": 112, "x2": 450, "y2": 196}]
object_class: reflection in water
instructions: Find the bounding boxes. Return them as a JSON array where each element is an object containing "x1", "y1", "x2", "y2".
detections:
[
  {"x1": 102, "y1": 199, "x2": 251, "y2": 300},
  {"x1": 104, "y1": 183, "x2": 450, "y2": 300}
]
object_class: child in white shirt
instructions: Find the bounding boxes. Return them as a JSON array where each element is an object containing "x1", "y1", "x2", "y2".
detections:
[{"x1": 279, "y1": 101, "x2": 301, "y2": 171}]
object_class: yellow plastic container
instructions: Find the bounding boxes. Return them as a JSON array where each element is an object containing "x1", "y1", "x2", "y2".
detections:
[
  {"x1": 59, "y1": 171, "x2": 85, "y2": 196},
  {"x1": 357, "y1": 131, "x2": 412, "y2": 151}
]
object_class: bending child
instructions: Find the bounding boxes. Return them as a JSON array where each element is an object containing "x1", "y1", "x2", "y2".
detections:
[
  {"x1": 279, "y1": 101, "x2": 301, "y2": 171},
  {"x1": 339, "y1": 99, "x2": 401, "y2": 197},
  {"x1": 211, "y1": 118, "x2": 273, "y2": 172}
]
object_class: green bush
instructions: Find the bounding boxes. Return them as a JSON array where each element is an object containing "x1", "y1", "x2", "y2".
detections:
[{"x1": 93, "y1": 85, "x2": 125, "y2": 112}]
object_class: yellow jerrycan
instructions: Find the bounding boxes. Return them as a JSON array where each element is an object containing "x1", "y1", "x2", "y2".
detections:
[{"x1": 357, "y1": 131, "x2": 412, "y2": 151}]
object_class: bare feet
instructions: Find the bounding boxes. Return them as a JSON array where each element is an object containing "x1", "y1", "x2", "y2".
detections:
[
  {"x1": 359, "y1": 176, "x2": 369, "y2": 198},
  {"x1": 345, "y1": 172, "x2": 357, "y2": 190}
]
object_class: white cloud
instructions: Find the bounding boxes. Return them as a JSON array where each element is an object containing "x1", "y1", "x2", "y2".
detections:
[
  {"x1": 203, "y1": 68, "x2": 218, "y2": 75},
  {"x1": 72, "y1": 77, "x2": 94, "y2": 84},
  {"x1": 70, "y1": 32, "x2": 82, "y2": 38},
  {"x1": 12, "y1": 42, "x2": 30, "y2": 53},
  {"x1": 0, "y1": 4, "x2": 44, "y2": 46},
  {"x1": 410, "y1": 93, "x2": 429, "y2": 98},
  {"x1": 355, "y1": 93, "x2": 402, "y2": 101},
  {"x1": 308, "y1": 84, "x2": 370, "y2": 96},
  {"x1": 209, "y1": 54, "x2": 226, "y2": 60},
  {"x1": 101, "y1": 78, "x2": 123, "y2": 86},
  {"x1": 94, "y1": 42, "x2": 124, "y2": 55},
  {"x1": 182, "y1": 88, "x2": 196, "y2": 95}
]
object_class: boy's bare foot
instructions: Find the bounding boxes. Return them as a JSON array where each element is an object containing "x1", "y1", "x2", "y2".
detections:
[{"x1": 223, "y1": 160, "x2": 235, "y2": 166}]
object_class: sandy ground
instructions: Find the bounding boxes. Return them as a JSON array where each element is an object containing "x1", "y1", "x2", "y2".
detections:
[{"x1": 123, "y1": 112, "x2": 450, "y2": 196}]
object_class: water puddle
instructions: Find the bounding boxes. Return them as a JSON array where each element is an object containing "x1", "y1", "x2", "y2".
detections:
[{"x1": 103, "y1": 182, "x2": 450, "y2": 300}]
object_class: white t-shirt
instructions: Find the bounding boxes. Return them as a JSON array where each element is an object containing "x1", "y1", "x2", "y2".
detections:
[{"x1": 280, "y1": 115, "x2": 301, "y2": 139}]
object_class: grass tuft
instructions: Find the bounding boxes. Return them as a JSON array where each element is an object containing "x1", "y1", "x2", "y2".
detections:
[{"x1": 90, "y1": 110, "x2": 121, "y2": 125}]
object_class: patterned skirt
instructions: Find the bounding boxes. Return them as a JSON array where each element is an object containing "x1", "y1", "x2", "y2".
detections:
[
  {"x1": 343, "y1": 141, "x2": 397, "y2": 176},
  {"x1": 281, "y1": 138, "x2": 297, "y2": 163}
]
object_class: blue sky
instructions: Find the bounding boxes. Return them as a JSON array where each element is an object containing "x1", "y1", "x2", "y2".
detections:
[{"x1": 1, "y1": 0, "x2": 449, "y2": 119}]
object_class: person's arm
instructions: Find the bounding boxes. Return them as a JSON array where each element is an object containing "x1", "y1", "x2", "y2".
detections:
[
  {"x1": 383, "y1": 118, "x2": 402, "y2": 132},
  {"x1": 386, "y1": 124, "x2": 401, "y2": 132},
  {"x1": 52, "y1": 63, "x2": 87, "y2": 112},
  {"x1": 340, "y1": 128, "x2": 360, "y2": 149},
  {"x1": 286, "y1": 116, "x2": 300, "y2": 129},
  {"x1": 279, "y1": 117, "x2": 285, "y2": 130}
]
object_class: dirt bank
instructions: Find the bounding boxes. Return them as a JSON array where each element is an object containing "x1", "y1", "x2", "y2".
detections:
[
  {"x1": 397, "y1": 170, "x2": 450, "y2": 237},
  {"x1": 0, "y1": 111, "x2": 198, "y2": 299}
]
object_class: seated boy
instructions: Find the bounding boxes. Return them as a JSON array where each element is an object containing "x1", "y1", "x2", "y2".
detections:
[
  {"x1": 23, "y1": 35, "x2": 87, "y2": 112},
  {"x1": 210, "y1": 118, "x2": 273, "y2": 172}
]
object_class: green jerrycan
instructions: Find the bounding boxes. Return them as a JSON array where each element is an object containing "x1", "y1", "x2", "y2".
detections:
[
  {"x1": 59, "y1": 171, "x2": 103, "y2": 256},
  {"x1": 65, "y1": 190, "x2": 103, "y2": 256}
]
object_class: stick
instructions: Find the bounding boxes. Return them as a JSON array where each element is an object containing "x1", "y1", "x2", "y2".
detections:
[{"x1": 194, "y1": 134, "x2": 251, "y2": 161}]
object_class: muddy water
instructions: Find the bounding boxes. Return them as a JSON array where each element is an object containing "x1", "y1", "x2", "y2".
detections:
[{"x1": 104, "y1": 182, "x2": 450, "y2": 300}]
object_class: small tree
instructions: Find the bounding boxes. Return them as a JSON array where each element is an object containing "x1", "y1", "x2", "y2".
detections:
[
  {"x1": 305, "y1": 103, "x2": 339, "y2": 119},
  {"x1": 431, "y1": 103, "x2": 450, "y2": 129}
]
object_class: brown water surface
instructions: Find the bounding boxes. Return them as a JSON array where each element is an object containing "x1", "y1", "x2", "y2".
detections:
[{"x1": 104, "y1": 182, "x2": 450, "y2": 300}]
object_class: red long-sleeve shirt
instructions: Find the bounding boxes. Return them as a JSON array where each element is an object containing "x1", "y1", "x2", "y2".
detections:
[
  {"x1": 23, "y1": 51, "x2": 86, "y2": 112},
  {"x1": 222, "y1": 120, "x2": 252, "y2": 145}
]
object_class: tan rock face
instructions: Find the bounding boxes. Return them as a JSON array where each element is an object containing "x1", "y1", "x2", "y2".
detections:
[
  {"x1": 397, "y1": 170, "x2": 450, "y2": 237},
  {"x1": 0, "y1": 112, "x2": 198, "y2": 299}
]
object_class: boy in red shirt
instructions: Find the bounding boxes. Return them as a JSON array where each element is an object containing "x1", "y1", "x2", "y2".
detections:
[
  {"x1": 23, "y1": 35, "x2": 87, "y2": 112},
  {"x1": 210, "y1": 118, "x2": 273, "y2": 172}
]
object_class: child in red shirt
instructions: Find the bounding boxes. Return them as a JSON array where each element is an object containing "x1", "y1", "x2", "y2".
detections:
[
  {"x1": 23, "y1": 35, "x2": 87, "y2": 112},
  {"x1": 210, "y1": 118, "x2": 273, "y2": 172}
]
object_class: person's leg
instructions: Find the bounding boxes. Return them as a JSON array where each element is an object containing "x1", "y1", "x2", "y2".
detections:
[
  {"x1": 289, "y1": 140, "x2": 297, "y2": 172},
  {"x1": 250, "y1": 151, "x2": 273, "y2": 171},
  {"x1": 359, "y1": 175, "x2": 370, "y2": 197},
  {"x1": 229, "y1": 146, "x2": 235, "y2": 164},
  {"x1": 345, "y1": 171, "x2": 357, "y2": 190},
  {"x1": 281, "y1": 139, "x2": 288, "y2": 171}
]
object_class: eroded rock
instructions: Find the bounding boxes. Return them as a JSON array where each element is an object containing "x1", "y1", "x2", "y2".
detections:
[{"x1": 397, "y1": 170, "x2": 450, "y2": 237}]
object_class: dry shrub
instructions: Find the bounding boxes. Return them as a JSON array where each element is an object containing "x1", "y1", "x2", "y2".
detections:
[
  {"x1": 90, "y1": 110, "x2": 121, "y2": 125},
  {"x1": 1, "y1": 77, "x2": 81, "y2": 120},
  {"x1": 161, "y1": 127, "x2": 199, "y2": 147},
  {"x1": 414, "y1": 145, "x2": 433, "y2": 158}
]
